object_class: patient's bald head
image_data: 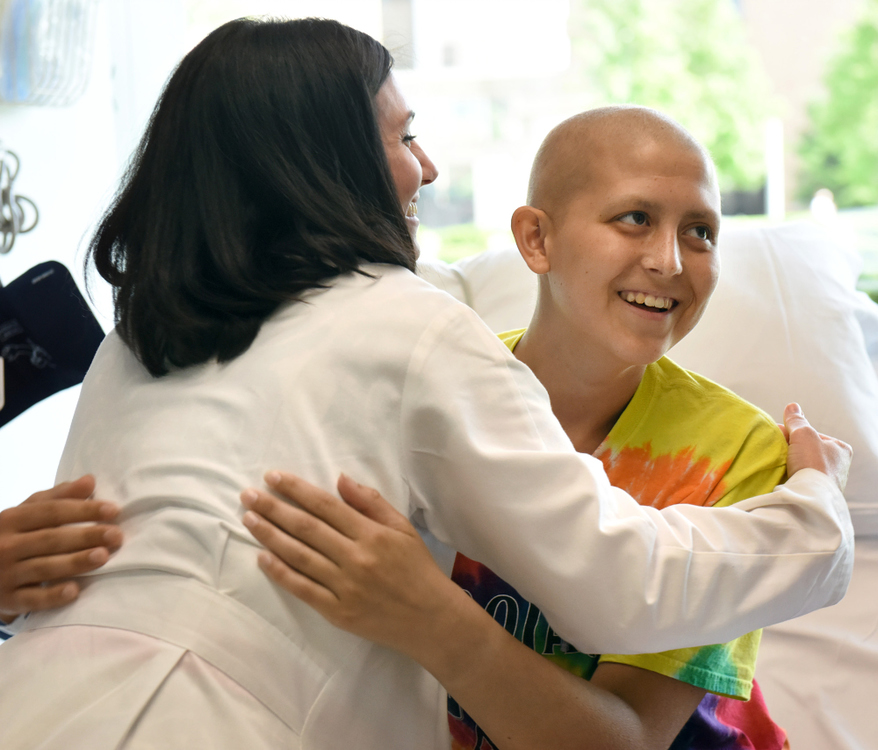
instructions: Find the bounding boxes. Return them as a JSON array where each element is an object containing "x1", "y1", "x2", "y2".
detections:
[
  {"x1": 513, "y1": 105, "x2": 721, "y2": 369},
  {"x1": 527, "y1": 106, "x2": 717, "y2": 216}
]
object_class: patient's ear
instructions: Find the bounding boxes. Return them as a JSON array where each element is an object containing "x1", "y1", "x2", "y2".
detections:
[{"x1": 511, "y1": 205, "x2": 551, "y2": 275}]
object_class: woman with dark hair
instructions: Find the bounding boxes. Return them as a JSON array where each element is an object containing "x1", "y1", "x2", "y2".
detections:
[
  {"x1": 0, "y1": 15, "x2": 852, "y2": 750},
  {"x1": 96, "y1": 16, "x2": 417, "y2": 376}
]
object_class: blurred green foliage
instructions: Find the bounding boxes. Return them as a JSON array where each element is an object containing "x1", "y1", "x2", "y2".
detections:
[
  {"x1": 798, "y1": 0, "x2": 878, "y2": 208},
  {"x1": 567, "y1": 0, "x2": 771, "y2": 191},
  {"x1": 434, "y1": 224, "x2": 492, "y2": 263}
]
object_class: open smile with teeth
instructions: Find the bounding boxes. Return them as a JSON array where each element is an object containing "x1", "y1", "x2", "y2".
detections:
[
  {"x1": 620, "y1": 291, "x2": 675, "y2": 311},
  {"x1": 406, "y1": 202, "x2": 418, "y2": 217}
]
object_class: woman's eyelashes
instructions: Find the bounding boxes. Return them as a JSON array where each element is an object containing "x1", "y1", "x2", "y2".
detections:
[{"x1": 402, "y1": 133, "x2": 417, "y2": 147}]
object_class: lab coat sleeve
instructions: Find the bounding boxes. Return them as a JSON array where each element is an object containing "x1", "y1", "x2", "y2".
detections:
[{"x1": 400, "y1": 304, "x2": 854, "y2": 655}]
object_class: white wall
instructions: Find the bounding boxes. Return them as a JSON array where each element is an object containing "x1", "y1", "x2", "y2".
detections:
[
  {"x1": 0, "y1": 1, "x2": 187, "y2": 508},
  {"x1": 0, "y1": 5, "x2": 115, "y2": 507}
]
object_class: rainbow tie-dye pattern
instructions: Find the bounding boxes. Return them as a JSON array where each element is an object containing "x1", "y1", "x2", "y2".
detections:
[{"x1": 448, "y1": 331, "x2": 791, "y2": 750}]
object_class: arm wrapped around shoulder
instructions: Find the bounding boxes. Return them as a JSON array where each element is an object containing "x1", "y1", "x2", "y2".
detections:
[{"x1": 399, "y1": 304, "x2": 854, "y2": 655}]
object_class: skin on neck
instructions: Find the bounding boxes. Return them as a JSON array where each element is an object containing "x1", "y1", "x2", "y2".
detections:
[
  {"x1": 511, "y1": 106, "x2": 720, "y2": 454},
  {"x1": 515, "y1": 298, "x2": 644, "y2": 455}
]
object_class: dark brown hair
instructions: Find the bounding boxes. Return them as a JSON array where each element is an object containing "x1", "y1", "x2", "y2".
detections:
[{"x1": 89, "y1": 17, "x2": 414, "y2": 376}]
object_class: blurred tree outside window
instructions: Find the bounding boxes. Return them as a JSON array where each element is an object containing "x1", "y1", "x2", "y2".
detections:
[
  {"x1": 568, "y1": 0, "x2": 771, "y2": 194},
  {"x1": 795, "y1": 0, "x2": 878, "y2": 301},
  {"x1": 797, "y1": 0, "x2": 878, "y2": 209}
]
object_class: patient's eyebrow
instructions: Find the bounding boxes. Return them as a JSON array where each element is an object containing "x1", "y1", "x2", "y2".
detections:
[{"x1": 682, "y1": 207, "x2": 720, "y2": 223}]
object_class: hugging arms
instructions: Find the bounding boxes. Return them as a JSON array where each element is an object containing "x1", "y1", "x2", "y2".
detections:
[{"x1": 0, "y1": 404, "x2": 851, "y2": 750}]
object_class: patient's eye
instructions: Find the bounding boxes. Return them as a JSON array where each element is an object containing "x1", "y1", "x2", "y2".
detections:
[
  {"x1": 685, "y1": 225, "x2": 714, "y2": 242},
  {"x1": 618, "y1": 211, "x2": 648, "y2": 226}
]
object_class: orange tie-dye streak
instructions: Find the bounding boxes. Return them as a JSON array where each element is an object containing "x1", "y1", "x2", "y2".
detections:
[{"x1": 595, "y1": 442, "x2": 733, "y2": 509}]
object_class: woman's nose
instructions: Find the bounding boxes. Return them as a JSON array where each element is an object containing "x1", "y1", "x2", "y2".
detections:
[{"x1": 415, "y1": 142, "x2": 438, "y2": 186}]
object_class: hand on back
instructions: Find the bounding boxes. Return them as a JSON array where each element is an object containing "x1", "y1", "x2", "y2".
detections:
[
  {"x1": 0, "y1": 476, "x2": 121, "y2": 622},
  {"x1": 240, "y1": 471, "x2": 469, "y2": 664}
]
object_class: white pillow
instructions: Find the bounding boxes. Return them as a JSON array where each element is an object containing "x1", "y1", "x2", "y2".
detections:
[
  {"x1": 418, "y1": 221, "x2": 878, "y2": 536},
  {"x1": 670, "y1": 222, "x2": 878, "y2": 537},
  {"x1": 418, "y1": 248, "x2": 535, "y2": 333}
]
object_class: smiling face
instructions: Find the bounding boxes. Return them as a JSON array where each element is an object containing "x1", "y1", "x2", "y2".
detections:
[
  {"x1": 536, "y1": 127, "x2": 721, "y2": 372},
  {"x1": 375, "y1": 75, "x2": 438, "y2": 239}
]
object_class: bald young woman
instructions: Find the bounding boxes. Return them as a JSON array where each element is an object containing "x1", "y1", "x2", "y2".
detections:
[{"x1": 240, "y1": 107, "x2": 847, "y2": 750}]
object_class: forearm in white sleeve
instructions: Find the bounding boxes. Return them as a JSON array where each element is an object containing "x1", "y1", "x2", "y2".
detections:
[{"x1": 402, "y1": 305, "x2": 854, "y2": 656}]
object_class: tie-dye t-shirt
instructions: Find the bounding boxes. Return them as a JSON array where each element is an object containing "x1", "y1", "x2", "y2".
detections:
[{"x1": 448, "y1": 330, "x2": 790, "y2": 750}]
